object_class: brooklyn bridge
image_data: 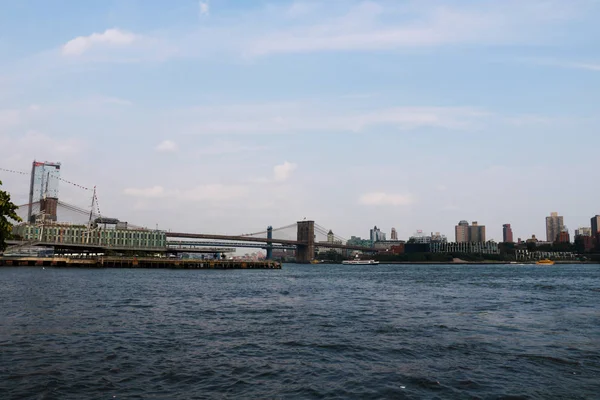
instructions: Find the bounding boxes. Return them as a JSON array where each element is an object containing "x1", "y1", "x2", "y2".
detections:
[{"x1": 2, "y1": 163, "x2": 378, "y2": 262}]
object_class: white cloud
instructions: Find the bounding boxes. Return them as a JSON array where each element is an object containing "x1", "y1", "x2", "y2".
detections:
[
  {"x1": 359, "y1": 192, "x2": 415, "y2": 206},
  {"x1": 527, "y1": 58, "x2": 600, "y2": 72},
  {"x1": 247, "y1": 0, "x2": 586, "y2": 56},
  {"x1": 174, "y1": 103, "x2": 486, "y2": 135},
  {"x1": 199, "y1": 1, "x2": 210, "y2": 16},
  {"x1": 156, "y1": 140, "x2": 178, "y2": 152},
  {"x1": 62, "y1": 28, "x2": 137, "y2": 56},
  {"x1": 274, "y1": 161, "x2": 297, "y2": 182},
  {"x1": 562, "y1": 62, "x2": 600, "y2": 71}
]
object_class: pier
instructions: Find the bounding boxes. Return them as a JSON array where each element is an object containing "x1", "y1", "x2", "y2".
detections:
[{"x1": 0, "y1": 256, "x2": 281, "y2": 270}]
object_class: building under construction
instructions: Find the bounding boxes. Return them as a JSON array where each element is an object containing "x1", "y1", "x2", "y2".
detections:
[
  {"x1": 13, "y1": 160, "x2": 168, "y2": 253},
  {"x1": 27, "y1": 160, "x2": 61, "y2": 223}
]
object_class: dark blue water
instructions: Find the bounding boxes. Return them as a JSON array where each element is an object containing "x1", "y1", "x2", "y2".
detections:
[{"x1": 1, "y1": 264, "x2": 599, "y2": 399}]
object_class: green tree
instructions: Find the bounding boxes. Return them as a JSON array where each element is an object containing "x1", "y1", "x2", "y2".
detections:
[{"x1": 0, "y1": 180, "x2": 22, "y2": 251}]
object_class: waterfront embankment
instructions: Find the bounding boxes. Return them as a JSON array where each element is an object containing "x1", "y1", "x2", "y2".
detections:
[{"x1": 0, "y1": 256, "x2": 281, "y2": 269}]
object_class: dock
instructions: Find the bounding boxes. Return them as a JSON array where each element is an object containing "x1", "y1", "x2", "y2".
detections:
[{"x1": 0, "y1": 256, "x2": 281, "y2": 269}]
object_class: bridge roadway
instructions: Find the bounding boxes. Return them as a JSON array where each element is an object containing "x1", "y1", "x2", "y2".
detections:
[
  {"x1": 166, "y1": 232, "x2": 379, "y2": 253},
  {"x1": 4, "y1": 240, "x2": 235, "y2": 254},
  {"x1": 167, "y1": 240, "x2": 297, "y2": 250}
]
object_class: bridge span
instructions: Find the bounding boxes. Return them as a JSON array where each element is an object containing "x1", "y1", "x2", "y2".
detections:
[{"x1": 167, "y1": 220, "x2": 378, "y2": 263}]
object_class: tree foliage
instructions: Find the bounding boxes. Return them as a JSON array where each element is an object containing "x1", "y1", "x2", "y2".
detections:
[
  {"x1": 0, "y1": 180, "x2": 22, "y2": 251},
  {"x1": 316, "y1": 250, "x2": 345, "y2": 263}
]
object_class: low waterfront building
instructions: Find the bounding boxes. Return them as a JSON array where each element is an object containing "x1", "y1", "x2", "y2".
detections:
[
  {"x1": 13, "y1": 223, "x2": 167, "y2": 250},
  {"x1": 515, "y1": 249, "x2": 577, "y2": 261},
  {"x1": 410, "y1": 230, "x2": 447, "y2": 243},
  {"x1": 346, "y1": 236, "x2": 373, "y2": 248},
  {"x1": 430, "y1": 241, "x2": 500, "y2": 255},
  {"x1": 373, "y1": 240, "x2": 405, "y2": 250},
  {"x1": 575, "y1": 235, "x2": 596, "y2": 253},
  {"x1": 404, "y1": 243, "x2": 430, "y2": 253}
]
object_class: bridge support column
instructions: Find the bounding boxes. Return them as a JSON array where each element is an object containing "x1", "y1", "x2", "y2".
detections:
[
  {"x1": 266, "y1": 226, "x2": 273, "y2": 260},
  {"x1": 296, "y1": 220, "x2": 315, "y2": 263}
]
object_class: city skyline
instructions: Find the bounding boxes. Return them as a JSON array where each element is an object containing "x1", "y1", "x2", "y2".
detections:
[
  {"x1": 4, "y1": 162, "x2": 599, "y2": 244},
  {"x1": 1, "y1": 1, "x2": 599, "y2": 241}
]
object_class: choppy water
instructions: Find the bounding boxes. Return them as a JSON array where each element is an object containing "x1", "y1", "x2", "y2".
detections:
[{"x1": 1, "y1": 264, "x2": 599, "y2": 399}]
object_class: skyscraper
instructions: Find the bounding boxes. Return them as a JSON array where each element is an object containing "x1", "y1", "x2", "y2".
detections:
[
  {"x1": 503, "y1": 224, "x2": 514, "y2": 243},
  {"x1": 370, "y1": 226, "x2": 386, "y2": 242},
  {"x1": 546, "y1": 212, "x2": 564, "y2": 242},
  {"x1": 391, "y1": 228, "x2": 398, "y2": 241},
  {"x1": 455, "y1": 220, "x2": 469, "y2": 243},
  {"x1": 591, "y1": 215, "x2": 600, "y2": 239},
  {"x1": 27, "y1": 160, "x2": 61, "y2": 222}
]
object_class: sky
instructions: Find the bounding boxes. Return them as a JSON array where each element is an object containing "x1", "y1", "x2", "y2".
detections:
[{"x1": 1, "y1": 0, "x2": 599, "y2": 242}]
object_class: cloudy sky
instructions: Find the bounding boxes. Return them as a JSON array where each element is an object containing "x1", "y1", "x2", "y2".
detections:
[{"x1": 1, "y1": 0, "x2": 599, "y2": 242}]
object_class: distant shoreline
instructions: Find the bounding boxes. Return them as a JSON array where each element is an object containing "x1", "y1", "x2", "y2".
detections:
[{"x1": 309, "y1": 261, "x2": 599, "y2": 265}]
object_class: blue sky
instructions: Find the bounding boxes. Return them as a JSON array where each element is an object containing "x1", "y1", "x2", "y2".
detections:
[{"x1": 1, "y1": 0, "x2": 599, "y2": 242}]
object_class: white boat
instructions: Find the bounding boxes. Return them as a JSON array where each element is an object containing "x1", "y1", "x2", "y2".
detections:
[{"x1": 342, "y1": 259, "x2": 379, "y2": 265}]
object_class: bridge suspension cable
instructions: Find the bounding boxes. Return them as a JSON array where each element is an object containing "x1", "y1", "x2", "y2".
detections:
[
  {"x1": 0, "y1": 167, "x2": 93, "y2": 191},
  {"x1": 239, "y1": 223, "x2": 297, "y2": 237},
  {"x1": 314, "y1": 223, "x2": 348, "y2": 243}
]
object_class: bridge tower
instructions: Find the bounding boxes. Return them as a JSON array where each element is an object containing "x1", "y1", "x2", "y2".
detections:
[
  {"x1": 266, "y1": 226, "x2": 273, "y2": 260},
  {"x1": 296, "y1": 220, "x2": 315, "y2": 263}
]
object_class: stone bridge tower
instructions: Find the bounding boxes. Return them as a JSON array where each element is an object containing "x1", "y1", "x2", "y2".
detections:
[{"x1": 296, "y1": 220, "x2": 315, "y2": 263}]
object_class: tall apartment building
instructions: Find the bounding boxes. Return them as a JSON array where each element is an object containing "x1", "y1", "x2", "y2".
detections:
[
  {"x1": 591, "y1": 215, "x2": 600, "y2": 239},
  {"x1": 455, "y1": 220, "x2": 486, "y2": 243},
  {"x1": 391, "y1": 227, "x2": 398, "y2": 241},
  {"x1": 455, "y1": 220, "x2": 469, "y2": 243},
  {"x1": 546, "y1": 212, "x2": 564, "y2": 242},
  {"x1": 469, "y1": 222, "x2": 486, "y2": 243},
  {"x1": 503, "y1": 224, "x2": 514, "y2": 243}
]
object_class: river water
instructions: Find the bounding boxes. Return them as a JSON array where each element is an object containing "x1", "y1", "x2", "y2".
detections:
[{"x1": 0, "y1": 264, "x2": 599, "y2": 399}]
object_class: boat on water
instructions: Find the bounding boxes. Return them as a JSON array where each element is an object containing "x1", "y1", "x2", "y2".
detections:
[
  {"x1": 342, "y1": 258, "x2": 379, "y2": 265},
  {"x1": 536, "y1": 259, "x2": 555, "y2": 265}
]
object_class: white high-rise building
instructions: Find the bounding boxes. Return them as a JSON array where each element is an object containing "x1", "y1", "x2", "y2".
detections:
[
  {"x1": 546, "y1": 212, "x2": 565, "y2": 242},
  {"x1": 575, "y1": 227, "x2": 592, "y2": 237},
  {"x1": 370, "y1": 226, "x2": 386, "y2": 242}
]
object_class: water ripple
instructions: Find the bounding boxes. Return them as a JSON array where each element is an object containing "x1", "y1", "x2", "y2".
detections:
[{"x1": 0, "y1": 264, "x2": 599, "y2": 399}]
